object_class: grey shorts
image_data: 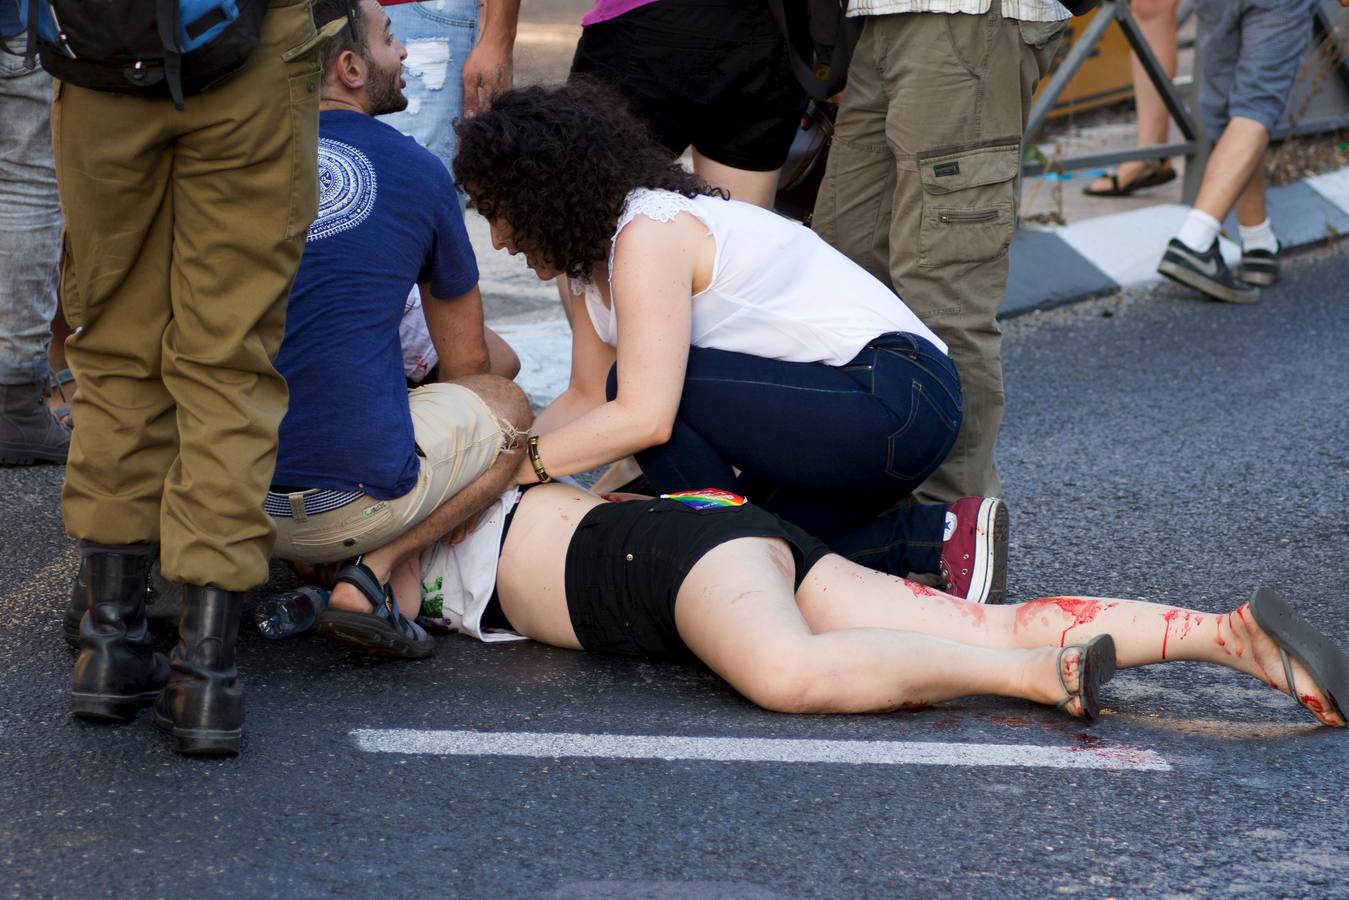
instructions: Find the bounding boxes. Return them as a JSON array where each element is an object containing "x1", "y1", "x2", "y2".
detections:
[{"x1": 1196, "y1": 0, "x2": 1316, "y2": 136}]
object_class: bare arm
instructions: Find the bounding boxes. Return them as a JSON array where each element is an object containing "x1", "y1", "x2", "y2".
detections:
[
  {"x1": 462, "y1": 0, "x2": 521, "y2": 115},
  {"x1": 422, "y1": 282, "x2": 490, "y2": 379},
  {"x1": 531, "y1": 285, "x2": 615, "y2": 435},
  {"x1": 360, "y1": 444, "x2": 521, "y2": 586},
  {"x1": 515, "y1": 216, "x2": 696, "y2": 484}
]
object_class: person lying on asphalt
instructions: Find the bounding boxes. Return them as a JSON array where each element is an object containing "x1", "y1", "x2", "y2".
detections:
[{"x1": 358, "y1": 482, "x2": 1348, "y2": 728}]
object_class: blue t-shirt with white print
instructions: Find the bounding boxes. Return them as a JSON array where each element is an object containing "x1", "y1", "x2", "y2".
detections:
[{"x1": 273, "y1": 109, "x2": 478, "y2": 499}]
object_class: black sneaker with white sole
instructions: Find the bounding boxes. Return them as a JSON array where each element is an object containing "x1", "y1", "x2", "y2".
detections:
[
  {"x1": 1239, "y1": 243, "x2": 1280, "y2": 287},
  {"x1": 1157, "y1": 237, "x2": 1259, "y2": 304}
]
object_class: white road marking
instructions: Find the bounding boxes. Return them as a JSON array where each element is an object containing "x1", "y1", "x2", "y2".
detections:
[{"x1": 352, "y1": 729, "x2": 1171, "y2": 772}]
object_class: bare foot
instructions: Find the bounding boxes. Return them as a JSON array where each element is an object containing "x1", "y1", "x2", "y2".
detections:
[
  {"x1": 1218, "y1": 604, "x2": 1346, "y2": 727},
  {"x1": 329, "y1": 581, "x2": 376, "y2": 614},
  {"x1": 1025, "y1": 645, "x2": 1093, "y2": 719}
]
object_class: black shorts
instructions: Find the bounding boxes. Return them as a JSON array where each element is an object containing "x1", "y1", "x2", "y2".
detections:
[
  {"x1": 563, "y1": 498, "x2": 831, "y2": 661},
  {"x1": 569, "y1": 0, "x2": 809, "y2": 172}
]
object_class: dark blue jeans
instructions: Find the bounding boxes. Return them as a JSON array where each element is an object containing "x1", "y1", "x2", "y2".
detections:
[{"x1": 608, "y1": 332, "x2": 962, "y2": 576}]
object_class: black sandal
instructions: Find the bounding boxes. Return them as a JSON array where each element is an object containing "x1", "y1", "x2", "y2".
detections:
[
  {"x1": 1083, "y1": 160, "x2": 1176, "y2": 197},
  {"x1": 316, "y1": 562, "x2": 434, "y2": 659}
]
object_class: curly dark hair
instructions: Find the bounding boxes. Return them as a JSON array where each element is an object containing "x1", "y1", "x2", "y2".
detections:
[{"x1": 453, "y1": 81, "x2": 727, "y2": 280}]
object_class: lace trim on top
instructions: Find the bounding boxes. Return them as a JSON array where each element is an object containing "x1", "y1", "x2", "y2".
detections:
[
  {"x1": 607, "y1": 188, "x2": 711, "y2": 283},
  {"x1": 571, "y1": 189, "x2": 713, "y2": 338}
]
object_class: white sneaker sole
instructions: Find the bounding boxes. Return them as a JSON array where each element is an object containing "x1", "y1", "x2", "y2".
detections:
[
  {"x1": 966, "y1": 498, "x2": 1009, "y2": 605},
  {"x1": 1157, "y1": 257, "x2": 1259, "y2": 304}
]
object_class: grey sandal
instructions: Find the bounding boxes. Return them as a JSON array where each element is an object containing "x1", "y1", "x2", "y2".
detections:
[
  {"x1": 1247, "y1": 587, "x2": 1347, "y2": 726},
  {"x1": 1057, "y1": 634, "x2": 1117, "y2": 722},
  {"x1": 316, "y1": 562, "x2": 434, "y2": 660}
]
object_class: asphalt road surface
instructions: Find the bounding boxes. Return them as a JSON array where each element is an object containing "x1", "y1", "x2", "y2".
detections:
[{"x1": 2, "y1": 244, "x2": 1347, "y2": 898}]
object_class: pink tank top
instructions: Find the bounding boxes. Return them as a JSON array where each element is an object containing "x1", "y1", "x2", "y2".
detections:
[{"x1": 581, "y1": 0, "x2": 660, "y2": 28}]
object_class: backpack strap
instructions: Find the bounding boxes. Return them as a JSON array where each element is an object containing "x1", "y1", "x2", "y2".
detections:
[
  {"x1": 763, "y1": 0, "x2": 861, "y2": 103},
  {"x1": 155, "y1": 0, "x2": 186, "y2": 109},
  {"x1": 23, "y1": 0, "x2": 38, "y2": 68}
]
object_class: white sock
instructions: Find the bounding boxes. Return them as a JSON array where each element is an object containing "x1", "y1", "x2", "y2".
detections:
[
  {"x1": 1238, "y1": 219, "x2": 1278, "y2": 253},
  {"x1": 1175, "y1": 209, "x2": 1221, "y2": 252}
]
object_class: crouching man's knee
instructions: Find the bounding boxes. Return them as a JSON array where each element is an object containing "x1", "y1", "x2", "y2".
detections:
[{"x1": 449, "y1": 373, "x2": 533, "y2": 441}]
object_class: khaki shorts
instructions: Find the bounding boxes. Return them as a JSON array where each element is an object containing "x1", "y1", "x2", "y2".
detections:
[{"x1": 271, "y1": 383, "x2": 503, "y2": 563}]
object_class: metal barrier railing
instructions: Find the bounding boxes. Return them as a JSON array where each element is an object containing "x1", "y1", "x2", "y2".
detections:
[
  {"x1": 1021, "y1": 0, "x2": 1349, "y2": 205},
  {"x1": 1022, "y1": 0, "x2": 1201, "y2": 194}
]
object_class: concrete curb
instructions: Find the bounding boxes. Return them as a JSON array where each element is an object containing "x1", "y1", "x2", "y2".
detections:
[{"x1": 1003, "y1": 163, "x2": 1349, "y2": 317}]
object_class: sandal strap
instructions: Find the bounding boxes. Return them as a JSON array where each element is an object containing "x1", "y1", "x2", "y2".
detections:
[
  {"x1": 335, "y1": 562, "x2": 384, "y2": 607},
  {"x1": 334, "y1": 562, "x2": 427, "y2": 642},
  {"x1": 1279, "y1": 648, "x2": 1299, "y2": 707},
  {"x1": 1056, "y1": 643, "x2": 1081, "y2": 709}
]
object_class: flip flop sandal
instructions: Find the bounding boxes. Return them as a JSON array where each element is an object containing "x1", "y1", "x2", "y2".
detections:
[
  {"x1": 1247, "y1": 587, "x2": 1347, "y2": 727},
  {"x1": 1056, "y1": 634, "x2": 1117, "y2": 722},
  {"x1": 316, "y1": 562, "x2": 434, "y2": 660},
  {"x1": 1083, "y1": 161, "x2": 1177, "y2": 197}
]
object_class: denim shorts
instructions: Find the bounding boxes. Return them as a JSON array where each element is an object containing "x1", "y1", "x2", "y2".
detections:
[
  {"x1": 381, "y1": 0, "x2": 479, "y2": 173},
  {"x1": 1195, "y1": 0, "x2": 1315, "y2": 136}
]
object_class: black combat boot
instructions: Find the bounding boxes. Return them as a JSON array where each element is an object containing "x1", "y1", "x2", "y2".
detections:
[
  {"x1": 71, "y1": 553, "x2": 171, "y2": 722},
  {"x1": 0, "y1": 376, "x2": 70, "y2": 465},
  {"x1": 64, "y1": 558, "x2": 166, "y2": 649},
  {"x1": 153, "y1": 586, "x2": 244, "y2": 756}
]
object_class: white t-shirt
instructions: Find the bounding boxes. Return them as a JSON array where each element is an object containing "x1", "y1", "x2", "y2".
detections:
[
  {"x1": 417, "y1": 488, "x2": 524, "y2": 642},
  {"x1": 399, "y1": 286, "x2": 438, "y2": 383},
  {"x1": 579, "y1": 189, "x2": 946, "y2": 367}
]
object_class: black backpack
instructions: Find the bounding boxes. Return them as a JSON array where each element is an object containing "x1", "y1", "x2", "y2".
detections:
[{"x1": 10, "y1": 0, "x2": 270, "y2": 108}]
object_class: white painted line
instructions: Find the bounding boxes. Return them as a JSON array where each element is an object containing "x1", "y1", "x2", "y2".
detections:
[
  {"x1": 352, "y1": 729, "x2": 1171, "y2": 772},
  {"x1": 1306, "y1": 165, "x2": 1349, "y2": 215}
]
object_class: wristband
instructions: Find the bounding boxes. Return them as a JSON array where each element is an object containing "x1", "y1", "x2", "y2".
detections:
[{"x1": 527, "y1": 434, "x2": 552, "y2": 483}]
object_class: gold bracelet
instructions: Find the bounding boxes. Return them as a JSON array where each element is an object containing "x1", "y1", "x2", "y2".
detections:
[{"x1": 527, "y1": 434, "x2": 552, "y2": 483}]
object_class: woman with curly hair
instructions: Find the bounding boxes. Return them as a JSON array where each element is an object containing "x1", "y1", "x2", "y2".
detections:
[{"x1": 454, "y1": 83, "x2": 1004, "y2": 602}]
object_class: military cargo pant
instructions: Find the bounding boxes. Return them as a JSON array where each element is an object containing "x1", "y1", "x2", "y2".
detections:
[
  {"x1": 813, "y1": 1, "x2": 1063, "y2": 502},
  {"x1": 53, "y1": 0, "x2": 321, "y2": 591}
]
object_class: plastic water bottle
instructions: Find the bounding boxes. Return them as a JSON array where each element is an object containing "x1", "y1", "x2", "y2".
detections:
[{"x1": 254, "y1": 586, "x2": 329, "y2": 640}]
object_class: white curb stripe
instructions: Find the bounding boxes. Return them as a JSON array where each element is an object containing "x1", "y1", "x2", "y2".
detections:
[
  {"x1": 352, "y1": 729, "x2": 1171, "y2": 772},
  {"x1": 1306, "y1": 167, "x2": 1349, "y2": 215}
]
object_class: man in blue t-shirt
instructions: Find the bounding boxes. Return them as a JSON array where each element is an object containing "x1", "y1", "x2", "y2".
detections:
[{"x1": 268, "y1": 0, "x2": 530, "y2": 658}]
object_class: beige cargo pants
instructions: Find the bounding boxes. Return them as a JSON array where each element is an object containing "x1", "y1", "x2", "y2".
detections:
[
  {"x1": 814, "y1": 2, "x2": 1064, "y2": 502},
  {"x1": 54, "y1": 0, "x2": 321, "y2": 591}
]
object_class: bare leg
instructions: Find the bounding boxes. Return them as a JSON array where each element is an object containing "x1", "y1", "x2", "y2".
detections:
[
  {"x1": 795, "y1": 554, "x2": 1345, "y2": 725},
  {"x1": 674, "y1": 538, "x2": 1099, "y2": 716},
  {"x1": 1233, "y1": 161, "x2": 1267, "y2": 228},
  {"x1": 483, "y1": 326, "x2": 520, "y2": 380},
  {"x1": 691, "y1": 151, "x2": 780, "y2": 209},
  {"x1": 1193, "y1": 117, "x2": 1270, "y2": 222},
  {"x1": 387, "y1": 555, "x2": 422, "y2": 619},
  {"x1": 1089, "y1": 0, "x2": 1179, "y2": 190}
]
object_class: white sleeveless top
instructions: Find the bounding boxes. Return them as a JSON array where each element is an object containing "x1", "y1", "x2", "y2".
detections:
[{"x1": 579, "y1": 189, "x2": 946, "y2": 366}]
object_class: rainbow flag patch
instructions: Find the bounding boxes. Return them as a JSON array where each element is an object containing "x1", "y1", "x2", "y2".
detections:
[{"x1": 660, "y1": 489, "x2": 747, "y2": 510}]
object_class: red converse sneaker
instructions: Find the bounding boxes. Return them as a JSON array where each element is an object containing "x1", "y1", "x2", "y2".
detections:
[{"x1": 940, "y1": 497, "x2": 1009, "y2": 604}]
